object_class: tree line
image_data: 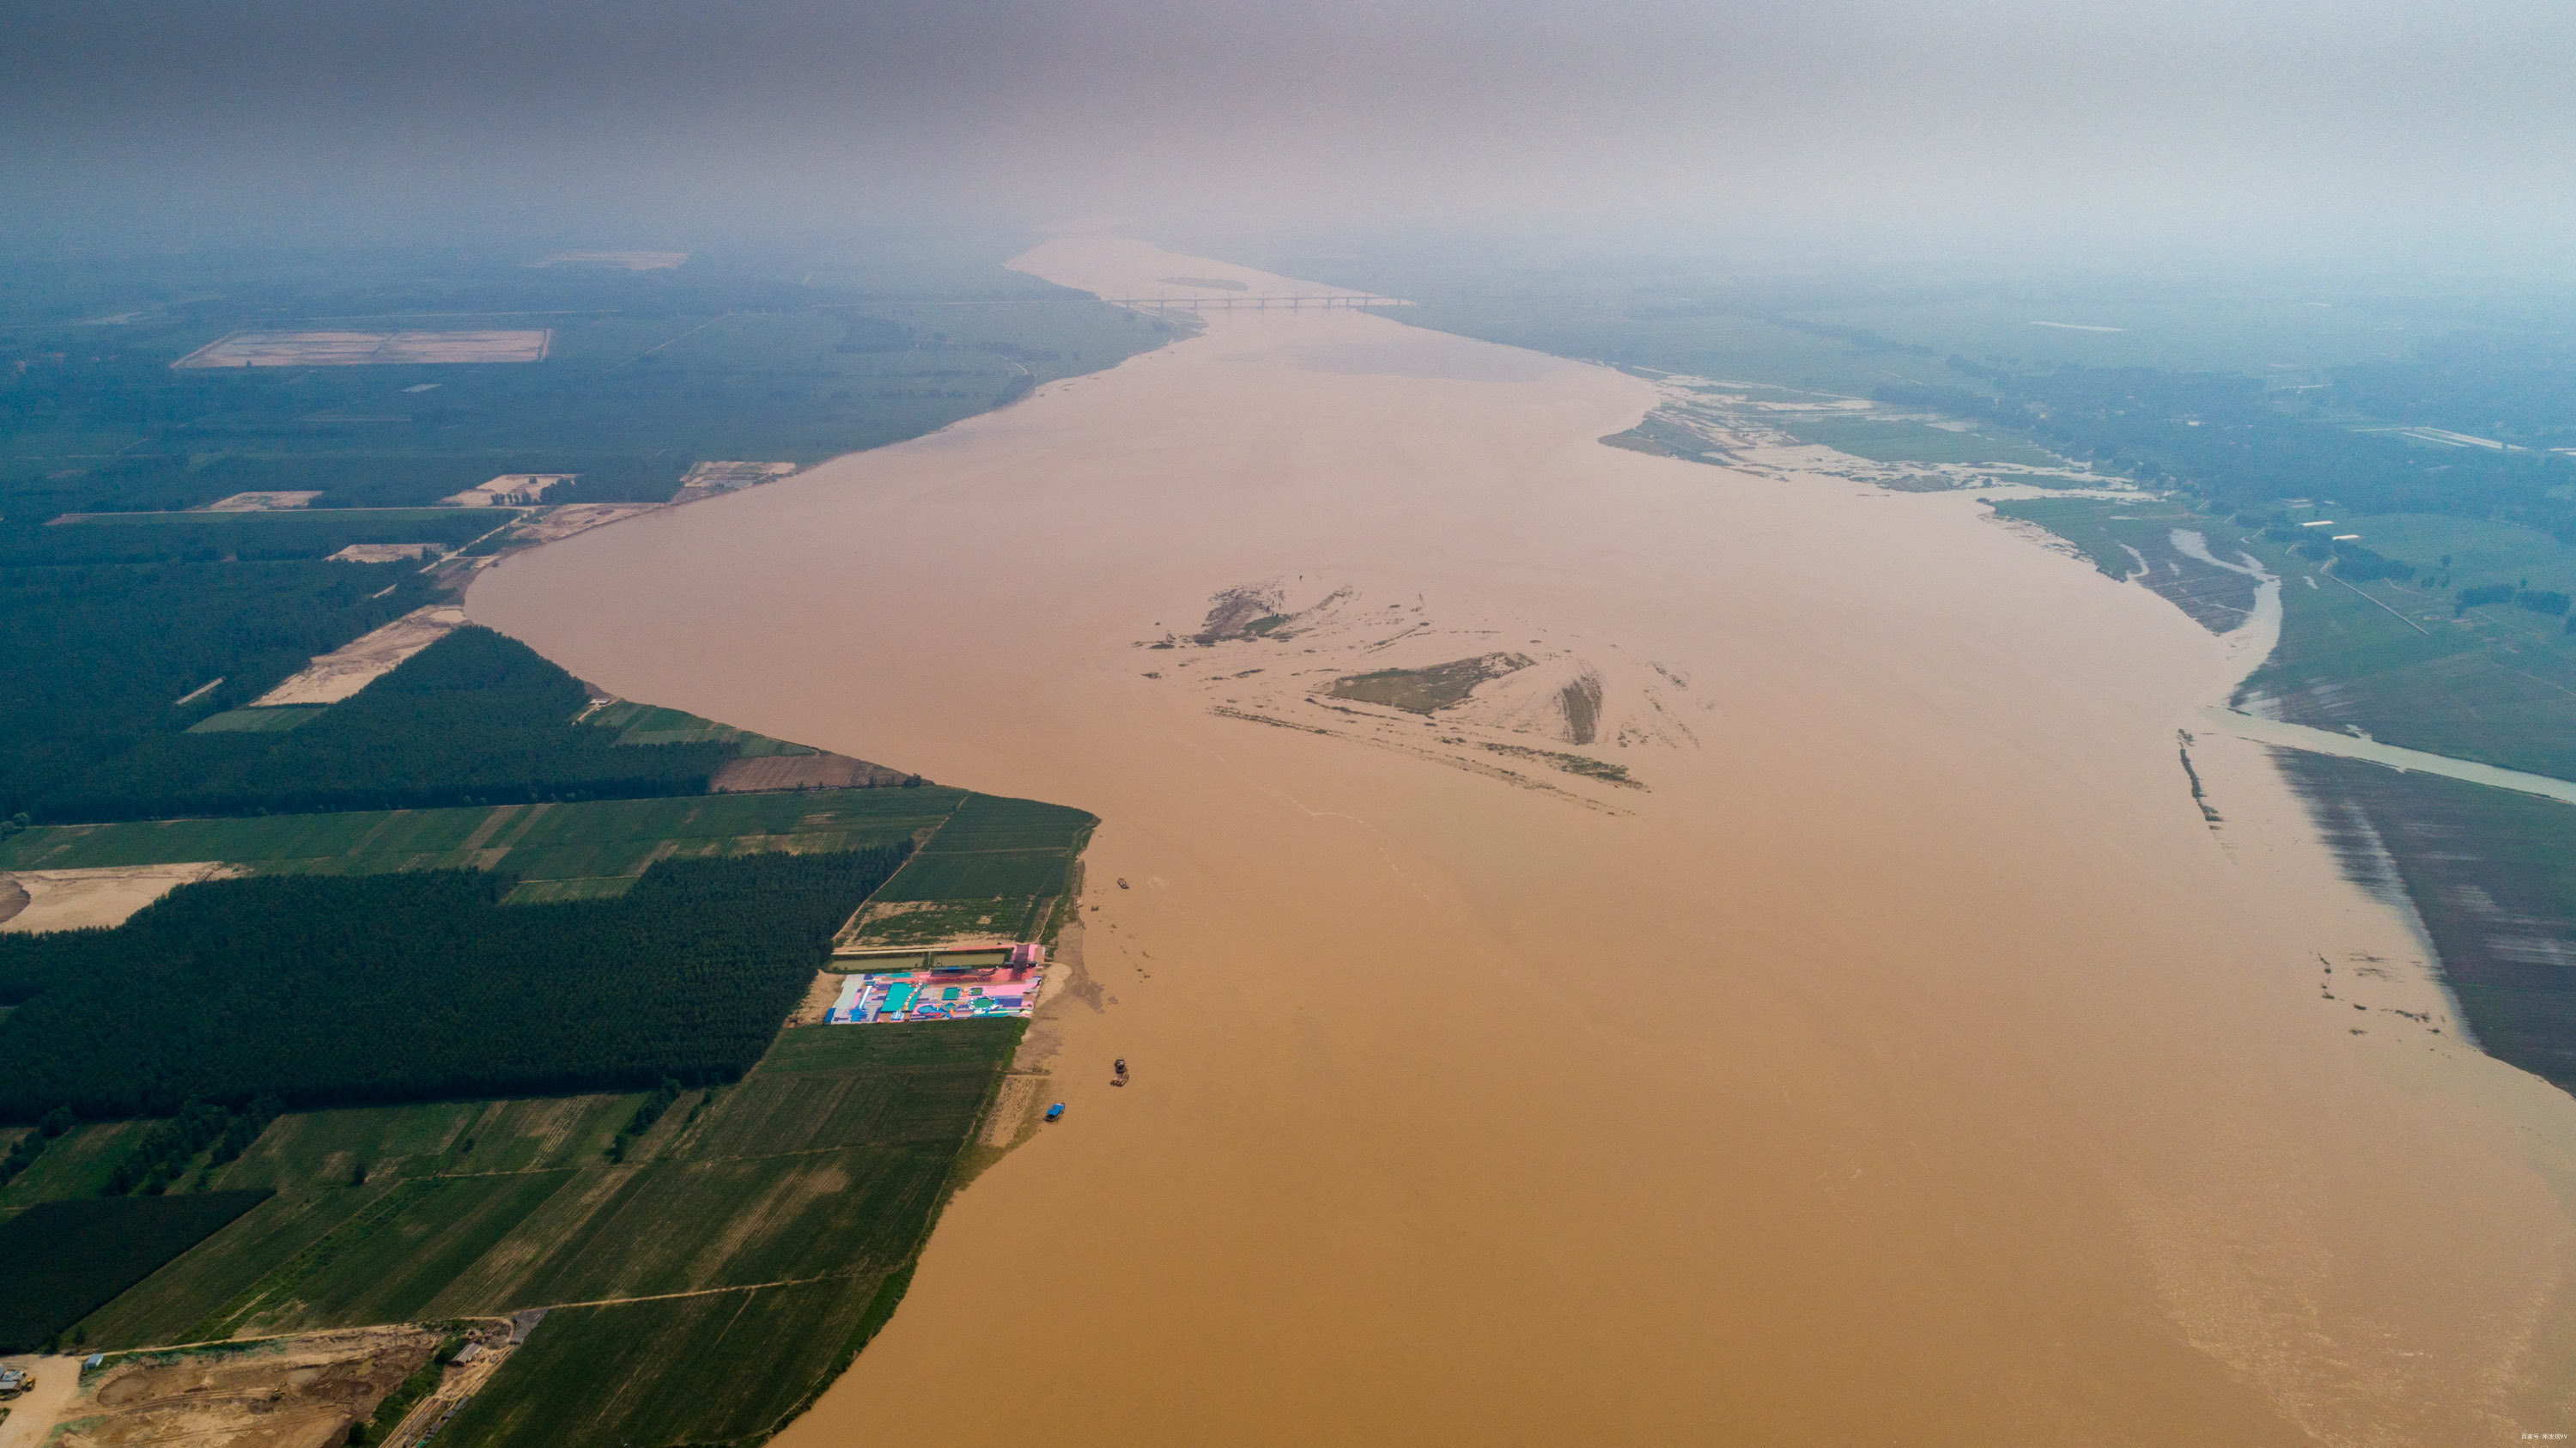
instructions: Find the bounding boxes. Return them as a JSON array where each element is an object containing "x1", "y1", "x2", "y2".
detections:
[
  {"x1": 27, "y1": 626, "x2": 734, "y2": 823},
  {"x1": 0, "y1": 509, "x2": 496, "y2": 568},
  {"x1": 0, "y1": 559, "x2": 442, "y2": 820},
  {"x1": 0, "y1": 843, "x2": 908, "y2": 1122}
]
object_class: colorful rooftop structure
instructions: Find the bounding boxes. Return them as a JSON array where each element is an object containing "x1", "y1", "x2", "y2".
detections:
[{"x1": 825, "y1": 943, "x2": 1048, "y2": 1025}]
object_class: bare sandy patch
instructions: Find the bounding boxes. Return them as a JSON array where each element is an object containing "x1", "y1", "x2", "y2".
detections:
[
  {"x1": 0, "y1": 1355, "x2": 81, "y2": 1448},
  {"x1": 200, "y1": 492, "x2": 320, "y2": 512},
  {"x1": 0, "y1": 863, "x2": 234, "y2": 933},
  {"x1": 327, "y1": 543, "x2": 441, "y2": 563},
  {"x1": 676, "y1": 461, "x2": 797, "y2": 504},
  {"x1": 501, "y1": 502, "x2": 665, "y2": 545},
  {"x1": 439, "y1": 474, "x2": 572, "y2": 508},
  {"x1": 253, "y1": 604, "x2": 465, "y2": 706},
  {"x1": 40, "y1": 1327, "x2": 437, "y2": 1448},
  {"x1": 173, "y1": 331, "x2": 550, "y2": 368}
]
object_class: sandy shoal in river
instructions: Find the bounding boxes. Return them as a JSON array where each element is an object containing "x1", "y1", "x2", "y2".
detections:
[{"x1": 469, "y1": 238, "x2": 2576, "y2": 1445}]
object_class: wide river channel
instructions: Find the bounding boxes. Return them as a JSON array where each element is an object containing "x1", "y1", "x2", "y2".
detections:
[{"x1": 472, "y1": 239, "x2": 2576, "y2": 1445}]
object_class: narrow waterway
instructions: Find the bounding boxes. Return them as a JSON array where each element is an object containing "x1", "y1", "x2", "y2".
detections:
[{"x1": 470, "y1": 237, "x2": 2576, "y2": 1445}]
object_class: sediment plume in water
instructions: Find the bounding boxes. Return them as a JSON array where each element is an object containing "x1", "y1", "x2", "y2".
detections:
[{"x1": 470, "y1": 239, "x2": 2576, "y2": 1445}]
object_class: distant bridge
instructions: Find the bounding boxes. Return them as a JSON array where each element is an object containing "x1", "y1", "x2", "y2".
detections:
[{"x1": 1097, "y1": 294, "x2": 1410, "y2": 312}]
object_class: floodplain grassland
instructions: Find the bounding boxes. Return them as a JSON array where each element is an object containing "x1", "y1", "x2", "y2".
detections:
[
  {"x1": 1324, "y1": 654, "x2": 1533, "y2": 714},
  {"x1": 1985, "y1": 496, "x2": 2263, "y2": 631},
  {"x1": 1771, "y1": 411, "x2": 2060, "y2": 467}
]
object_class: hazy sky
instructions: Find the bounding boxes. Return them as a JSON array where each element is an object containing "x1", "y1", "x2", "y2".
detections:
[{"x1": 6, "y1": 0, "x2": 2572, "y2": 263}]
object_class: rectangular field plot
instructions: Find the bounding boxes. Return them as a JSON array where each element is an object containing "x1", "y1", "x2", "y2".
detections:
[
  {"x1": 70, "y1": 1019, "x2": 1014, "y2": 1363},
  {"x1": 682, "y1": 1021, "x2": 1018, "y2": 1156},
  {"x1": 80, "y1": 1185, "x2": 387, "y2": 1346},
  {"x1": 437, "y1": 1278, "x2": 881, "y2": 1448},
  {"x1": 216, "y1": 1100, "x2": 486, "y2": 1192},
  {"x1": 841, "y1": 896, "x2": 1042, "y2": 948},
  {"x1": 916, "y1": 793, "x2": 1096, "y2": 852},
  {"x1": 253, "y1": 1171, "x2": 580, "y2": 1331},
  {"x1": 0, "y1": 812, "x2": 398, "y2": 870},
  {"x1": 873, "y1": 848, "x2": 1070, "y2": 901},
  {"x1": 0, "y1": 788, "x2": 963, "y2": 882},
  {"x1": 173, "y1": 329, "x2": 552, "y2": 368},
  {"x1": 0, "y1": 1120, "x2": 154, "y2": 1210},
  {"x1": 188, "y1": 706, "x2": 325, "y2": 733},
  {"x1": 499, "y1": 876, "x2": 635, "y2": 903},
  {"x1": 0, "y1": 1191, "x2": 272, "y2": 1350}
]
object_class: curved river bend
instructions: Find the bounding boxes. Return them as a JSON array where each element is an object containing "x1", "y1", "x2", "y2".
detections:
[{"x1": 473, "y1": 238, "x2": 2576, "y2": 1446}]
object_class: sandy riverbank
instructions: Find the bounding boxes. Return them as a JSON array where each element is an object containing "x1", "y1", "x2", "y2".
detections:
[{"x1": 469, "y1": 237, "x2": 2576, "y2": 1445}]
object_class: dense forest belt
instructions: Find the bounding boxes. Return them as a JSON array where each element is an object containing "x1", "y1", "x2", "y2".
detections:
[
  {"x1": 0, "y1": 1191, "x2": 275, "y2": 1350},
  {"x1": 0, "y1": 509, "x2": 503, "y2": 567},
  {"x1": 0, "y1": 846, "x2": 907, "y2": 1120},
  {"x1": 0, "y1": 248, "x2": 1180, "y2": 523},
  {"x1": 26, "y1": 626, "x2": 731, "y2": 824},
  {"x1": 0, "y1": 560, "x2": 444, "y2": 817}
]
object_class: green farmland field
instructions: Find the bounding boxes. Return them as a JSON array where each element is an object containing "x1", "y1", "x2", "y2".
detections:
[
  {"x1": 0, "y1": 1121, "x2": 154, "y2": 1212},
  {"x1": 874, "y1": 848, "x2": 1072, "y2": 901},
  {"x1": 2326, "y1": 512, "x2": 2576, "y2": 598},
  {"x1": 584, "y1": 701, "x2": 817, "y2": 755},
  {"x1": 0, "y1": 787, "x2": 964, "y2": 895},
  {"x1": 844, "y1": 896, "x2": 1041, "y2": 947},
  {"x1": 71, "y1": 1019, "x2": 1018, "y2": 1439},
  {"x1": 0, "y1": 1191, "x2": 272, "y2": 1350},
  {"x1": 914, "y1": 793, "x2": 1096, "y2": 852},
  {"x1": 440, "y1": 1279, "x2": 884, "y2": 1448}
]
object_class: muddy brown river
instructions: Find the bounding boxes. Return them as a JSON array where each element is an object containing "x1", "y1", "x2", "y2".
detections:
[{"x1": 471, "y1": 238, "x2": 2576, "y2": 1445}]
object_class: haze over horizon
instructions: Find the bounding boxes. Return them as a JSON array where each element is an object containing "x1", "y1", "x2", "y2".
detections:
[{"x1": 6, "y1": 0, "x2": 2573, "y2": 269}]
